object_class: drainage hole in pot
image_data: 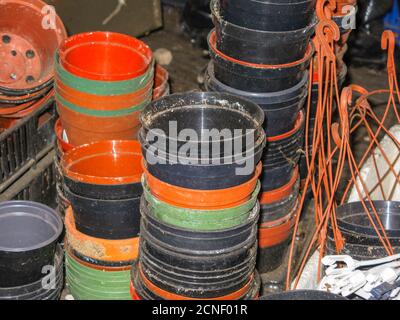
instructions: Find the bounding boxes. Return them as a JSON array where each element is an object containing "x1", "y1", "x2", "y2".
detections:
[
  {"x1": 26, "y1": 50, "x2": 35, "y2": 59},
  {"x1": 10, "y1": 50, "x2": 17, "y2": 56},
  {"x1": 2, "y1": 35, "x2": 11, "y2": 44},
  {"x1": 26, "y1": 75, "x2": 35, "y2": 83}
]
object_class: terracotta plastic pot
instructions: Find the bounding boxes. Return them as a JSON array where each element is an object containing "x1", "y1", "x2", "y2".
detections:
[
  {"x1": 59, "y1": 32, "x2": 153, "y2": 81},
  {"x1": 65, "y1": 207, "x2": 139, "y2": 262},
  {"x1": 153, "y1": 65, "x2": 170, "y2": 100},
  {"x1": 259, "y1": 167, "x2": 300, "y2": 205},
  {"x1": 0, "y1": 0, "x2": 67, "y2": 93},
  {"x1": 54, "y1": 119, "x2": 74, "y2": 154},
  {"x1": 57, "y1": 100, "x2": 142, "y2": 145},
  {"x1": 61, "y1": 140, "x2": 143, "y2": 187},
  {"x1": 55, "y1": 76, "x2": 153, "y2": 111},
  {"x1": 143, "y1": 161, "x2": 262, "y2": 210},
  {"x1": 55, "y1": 53, "x2": 155, "y2": 96}
]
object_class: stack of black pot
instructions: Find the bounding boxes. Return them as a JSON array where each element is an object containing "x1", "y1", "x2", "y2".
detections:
[
  {"x1": 205, "y1": 0, "x2": 316, "y2": 274},
  {"x1": 131, "y1": 92, "x2": 265, "y2": 300}
]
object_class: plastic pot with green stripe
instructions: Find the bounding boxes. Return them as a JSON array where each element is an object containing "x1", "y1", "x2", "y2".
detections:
[
  {"x1": 142, "y1": 177, "x2": 261, "y2": 231},
  {"x1": 55, "y1": 53, "x2": 155, "y2": 96},
  {"x1": 66, "y1": 252, "x2": 132, "y2": 300}
]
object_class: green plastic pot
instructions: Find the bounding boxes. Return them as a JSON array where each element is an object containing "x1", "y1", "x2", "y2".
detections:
[
  {"x1": 142, "y1": 178, "x2": 261, "y2": 231},
  {"x1": 55, "y1": 53, "x2": 155, "y2": 96},
  {"x1": 65, "y1": 253, "x2": 131, "y2": 300}
]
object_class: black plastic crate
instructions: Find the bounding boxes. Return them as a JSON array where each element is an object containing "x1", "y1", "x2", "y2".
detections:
[
  {"x1": 0, "y1": 98, "x2": 57, "y2": 191},
  {"x1": 0, "y1": 150, "x2": 57, "y2": 208}
]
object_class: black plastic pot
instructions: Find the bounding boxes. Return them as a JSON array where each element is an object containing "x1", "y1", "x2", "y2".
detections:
[
  {"x1": 242, "y1": 271, "x2": 261, "y2": 300},
  {"x1": 65, "y1": 187, "x2": 141, "y2": 240},
  {"x1": 260, "y1": 290, "x2": 347, "y2": 300},
  {"x1": 131, "y1": 261, "x2": 163, "y2": 300},
  {"x1": 205, "y1": 62, "x2": 308, "y2": 136},
  {"x1": 327, "y1": 201, "x2": 400, "y2": 260},
  {"x1": 140, "y1": 261, "x2": 253, "y2": 299},
  {"x1": 261, "y1": 162, "x2": 297, "y2": 192},
  {"x1": 263, "y1": 110, "x2": 305, "y2": 167},
  {"x1": 0, "y1": 202, "x2": 63, "y2": 288},
  {"x1": 140, "y1": 199, "x2": 259, "y2": 253},
  {"x1": 212, "y1": 0, "x2": 316, "y2": 64},
  {"x1": 260, "y1": 192, "x2": 299, "y2": 224},
  {"x1": 63, "y1": 176, "x2": 143, "y2": 201},
  {"x1": 140, "y1": 236, "x2": 257, "y2": 272},
  {"x1": 140, "y1": 128, "x2": 265, "y2": 190},
  {"x1": 218, "y1": 0, "x2": 316, "y2": 32},
  {"x1": 0, "y1": 244, "x2": 63, "y2": 300},
  {"x1": 257, "y1": 239, "x2": 290, "y2": 274},
  {"x1": 140, "y1": 92, "x2": 264, "y2": 157},
  {"x1": 208, "y1": 30, "x2": 314, "y2": 93},
  {"x1": 140, "y1": 242, "x2": 257, "y2": 284}
]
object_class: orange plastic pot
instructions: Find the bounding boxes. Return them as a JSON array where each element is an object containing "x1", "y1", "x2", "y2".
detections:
[
  {"x1": 61, "y1": 140, "x2": 143, "y2": 185},
  {"x1": 59, "y1": 32, "x2": 153, "y2": 81},
  {"x1": 153, "y1": 65, "x2": 169, "y2": 100},
  {"x1": 138, "y1": 264, "x2": 253, "y2": 300},
  {"x1": 55, "y1": 119, "x2": 74, "y2": 154},
  {"x1": 259, "y1": 166, "x2": 299, "y2": 205},
  {"x1": 130, "y1": 282, "x2": 141, "y2": 300},
  {"x1": 0, "y1": 90, "x2": 53, "y2": 118},
  {"x1": 57, "y1": 101, "x2": 142, "y2": 145},
  {"x1": 65, "y1": 207, "x2": 139, "y2": 262},
  {"x1": 258, "y1": 213, "x2": 296, "y2": 248},
  {"x1": 0, "y1": 0, "x2": 67, "y2": 91},
  {"x1": 143, "y1": 161, "x2": 262, "y2": 210},
  {"x1": 55, "y1": 76, "x2": 153, "y2": 111}
]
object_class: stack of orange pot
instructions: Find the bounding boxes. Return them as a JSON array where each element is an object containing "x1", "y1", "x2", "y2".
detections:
[
  {"x1": 0, "y1": 0, "x2": 66, "y2": 123},
  {"x1": 61, "y1": 140, "x2": 143, "y2": 300},
  {"x1": 131, "y1": 92, "x2": 265, "y2": 300},
  {"x1": 55, "y1": 31, "x2": 154, "y2": 146}
]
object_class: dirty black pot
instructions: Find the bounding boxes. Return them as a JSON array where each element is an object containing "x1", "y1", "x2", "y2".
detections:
[
  {"x1": 208, "y1": 30, "x2": 314, "y2": 93},
  {"x1": 140, "y1": 242, "x2": 256, "y2": 285},
  {"x1": 0, "y1": 202, "x2": 63, "y2": 288},
  {"x1": 263, "y1": 110, "x2": 305, "y2": 168},
  {"x1": 0, "y1": 244, "x2": 63, "y2": 300},
  {"x1": 212, "y1": 0, "x2": 316, "y2": 64},
  {"x1": 260, "y1": 192, "x2": 299, "y2": 224},
  {"x1": 65, "y1": 187, "x2": 141, "y2": 240},
  {"x1": 260, "y1": 290, "x2": 347, "y2": 300},
  {"x1": 140, "y1": 92, "x2": 264, "y2": 158},
  {"x1": 218, "y1": 0, "x2": 316, "y2": 32},
  {"x1": 327, "y1": 201, "x2": 400, "y2": 260},
  {"x1": 63, "y1": 176, "x2": 143, "y2": 201},
  {"x1": 140, "y1": 128, "x2": 265, "y2": 190},
  {"x1": 205, "y1": 62, "x2": 308, "y2": 136},
  {"x1": 140, "y1": 236, "x2": 257, "y2": 272},
  {"x1": 257, "y1": 239, "x2": 290, "y2": 274},
  {"x1": 140, "y1": 261, "x2": 254, "y2": 299},
  {"x1": 69, "y1": 247, "x2": 135, "y2": 268},
  {"x1": 141, "y1": 197, "x2": 259, "y2": 252}
]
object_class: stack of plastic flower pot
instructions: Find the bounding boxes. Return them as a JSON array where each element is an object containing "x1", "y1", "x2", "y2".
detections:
[
  {"x1": 0, "y1": 0, "x2": 66, "y2": 120},
  {"x1": 131, "y1": 92, "x2": 265, "y2": 300},
  {"x1": 55, "y1": 31, "x2": 154, "y2": 146},
  {"x1": 0, "y1": 201, "x2": 63, "y2": 300},
  {"x1": 61, "y1": 140, "x2": 143, "y2": 300},
  {"x1": 205, "y1": 0, "x2": 315, "y2": 274}
]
